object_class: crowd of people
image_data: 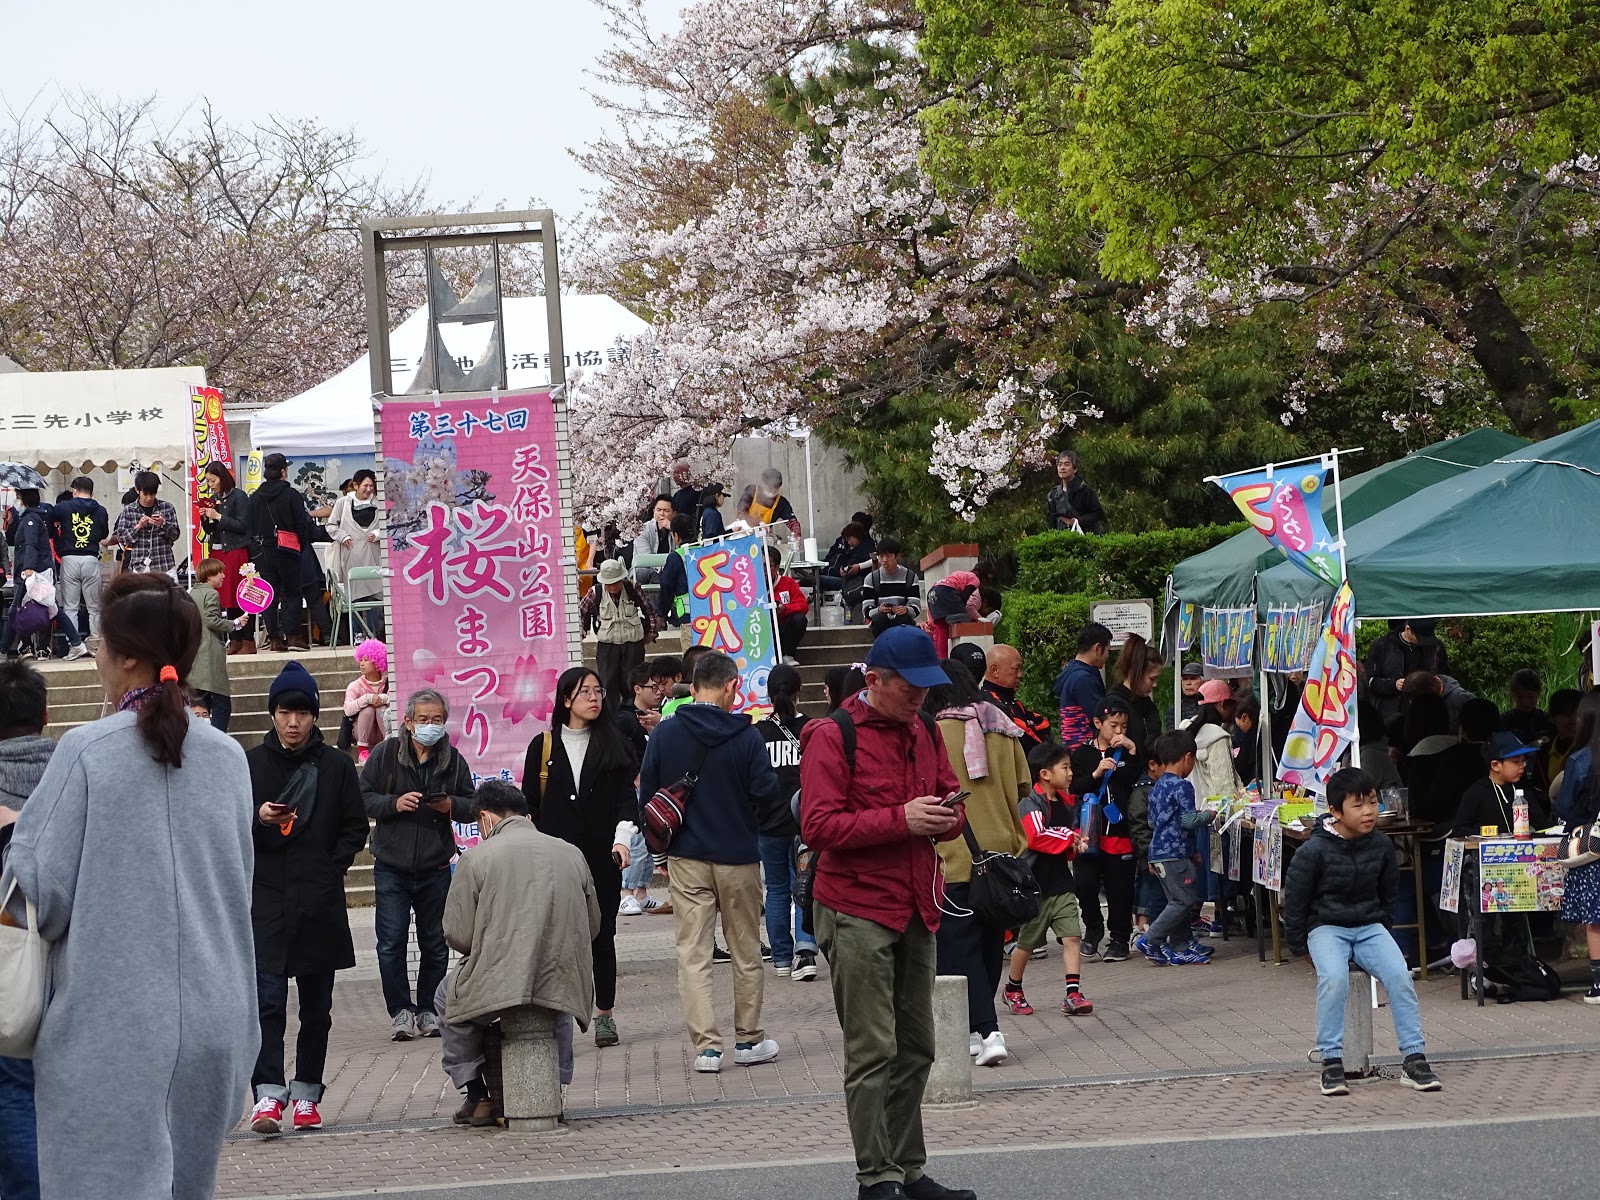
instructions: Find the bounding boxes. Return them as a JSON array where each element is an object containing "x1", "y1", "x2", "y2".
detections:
[{"x1": 0, "y1": 455, "x2": 386, "y2": 673}]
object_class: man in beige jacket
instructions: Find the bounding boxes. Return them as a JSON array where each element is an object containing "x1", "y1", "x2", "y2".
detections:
[{"x1": 435, "y1": 780, "x2": 602, "y2": 1126}]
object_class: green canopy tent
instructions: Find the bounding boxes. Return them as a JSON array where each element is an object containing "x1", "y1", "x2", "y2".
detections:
[
  {"x1": 1320, "y1": 418, "x2": 1600, "y2": 618},
  {"x1": 1170, "y1": 428, "x2": 1529, "y2": 610}
]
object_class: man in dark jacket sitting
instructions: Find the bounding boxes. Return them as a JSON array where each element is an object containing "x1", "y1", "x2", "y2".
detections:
[
  {"x1": 246, "y1": 661, "x2": 370, "y2": 1135},
  {"x1": 638, "y1": 651, "x2": 784, "y2": 1074},
  {"x1": 1280, "y1": 767, "x2": 1440, "y2": 1097},
  {"x1": 361, "y1": 687, "x2": 478, "y2": 1043}
]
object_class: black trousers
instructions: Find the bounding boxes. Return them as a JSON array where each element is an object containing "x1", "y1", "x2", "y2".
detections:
[
  {"x1": 869, "y1": 611, "x2": 918, "y2": 639},
  {"x1": 253, "y1": 971, "x2": 336, "y2": 1095},
  {"x1": 595, "y1": 640, "x2": 645, "y2": 712},
  {"x1": 257, "y1": 551, "x2": 303, "y2": 642},
  {"x1": 589, "y1": 855, "x2": 622, "y2": 1011},
  {"x1": 1073, "y1": 853, "x2": 1137, "y2": 946},
  {"x1": 777, "y1": 613, "x2": 808, "y2": 657},
  {"x1": 934, "y1": 883, "x2": 1005, "y2": 1036}
]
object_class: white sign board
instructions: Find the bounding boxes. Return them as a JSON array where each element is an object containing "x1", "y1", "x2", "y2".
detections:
[
  {"x1": 0, "y1": 365, "x2": 203, "y2": 471},
  {"x1": 1091, "y1": 598, "x2": 1155, "y2": 648}
]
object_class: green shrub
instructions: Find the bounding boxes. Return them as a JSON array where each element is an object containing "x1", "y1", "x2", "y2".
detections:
[
  {"x1": 995, "y1": 591, "x2": 1092, "y2": 716},
  {"x1": 1016, "y1": 523, "x2": 1246, "y2": 598}
]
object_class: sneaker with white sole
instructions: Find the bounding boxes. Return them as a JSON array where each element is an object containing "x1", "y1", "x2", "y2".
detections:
[
  {"x1": 975, "y1": 1031, "x2": 1008, "y2": 1067},
  {"x1": 618, "y1": 895, "x2": 644, "y2": 916},
  {"x1": 969, "y1": 1032, "x2": 981, "y2": 1057},
  {"x1": 390, "y1": 1010, "x2": 417, "y2": 1041},
  {"x1": 791, "y1": 950, "x2": 818, "y2": 981},
  {"x1": 735, "y1": 1038, "x2": 780, "y2": 1065},
  {"x1": 774, "y1": 962, "x2": 793, "y2": 977},
  {"x1": 64, "y1": 643, "x2": 91, "y2": 661},
  {"x1": 694, "y1": 1049, "x2": 723, "y2": 1073},
  {"x1": 416, "y1": 1010, "x2": 442, "y2": 1038},
  {"x1": 250, "y1": 1097, "x2": 284, "y2": 1135},
  {"x1": 291, "y1": 1099, "x2": 322, "y2": 1130}
]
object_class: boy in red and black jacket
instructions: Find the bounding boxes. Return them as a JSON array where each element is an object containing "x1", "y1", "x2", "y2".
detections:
[
  {"x1": 1004, "y1": 742, "x2": 1094, "y2": 1016},
  {"x1": 767, "y1": 552, "x2": 809, "y2": 663}
]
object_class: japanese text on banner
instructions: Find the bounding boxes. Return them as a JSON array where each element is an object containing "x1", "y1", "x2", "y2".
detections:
[
  {"x1": 381, "y1": 393, "x2": 569, "y2": 843},
  {"x1": 1215, "y1": 460, "x2": 1341, "y2": 586},
  {"x1": 681, "y1": 531, "x2": 779, "y2": 717},
  {"x1": 1278, "y1": 581, "x2": 1359, "y2": 794},
  {"x1": 189, "y1": 386, "x2": 232, "y2": 564}
]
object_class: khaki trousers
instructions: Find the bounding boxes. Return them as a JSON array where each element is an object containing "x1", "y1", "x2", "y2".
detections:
[
  {"x1": 815, "y1": 904, "x2": 936, "y2": 1187},
  {"x1": 668, "y1": 857, "x2": 765, "y2": 1052}
]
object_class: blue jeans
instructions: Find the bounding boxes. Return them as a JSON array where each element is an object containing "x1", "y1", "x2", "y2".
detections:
[
  {"x1": 0, "y1": 1055, "x2": 39, "y2": 1200},
  {"x1": 759, "y1": 834, "x2": 817, "y2": 965},
  {"x1": 622, "y1": 829, "x2": 652, "y2": 891},
  {"x1": 1306, "y1": 923, "x2": 1425, "y2": 1060},
  {"x1": 374, "y1": 862, "x2": 452, "y2": 1018}
]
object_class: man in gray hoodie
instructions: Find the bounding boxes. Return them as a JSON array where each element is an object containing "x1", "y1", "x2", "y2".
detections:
[{"x1": 0, "y1": 659, "x2": 53, "y2": 1200}]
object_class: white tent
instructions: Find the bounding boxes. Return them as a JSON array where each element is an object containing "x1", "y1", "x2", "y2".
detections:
[
  {"x1": 250, "y1": 294, "x2": 647, "y2": 456},
  {"x1": 0, "y1": 365, "x2": 203, "y2": 472}
]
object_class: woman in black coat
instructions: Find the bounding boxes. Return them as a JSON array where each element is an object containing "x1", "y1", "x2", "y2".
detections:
[
  {"x1": 522, "y1": 666, "x2": 640, "y2": 1049},
  {"x1": 245, "y1": 718, "x2": 369, "y2": 1112}
]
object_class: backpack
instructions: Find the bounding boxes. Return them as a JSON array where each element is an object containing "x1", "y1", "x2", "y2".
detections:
[
  {"x1": 641, "y1": 737, "x2": 713, "y2": 856},
  {"x1": 1482, "y1": 951, "x2": 1562, "y2": 1002}
]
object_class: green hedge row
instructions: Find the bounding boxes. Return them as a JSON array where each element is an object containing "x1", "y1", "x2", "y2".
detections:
[{"x1": 1015, "y1": 523, "x2": 1246, "y2": 598}]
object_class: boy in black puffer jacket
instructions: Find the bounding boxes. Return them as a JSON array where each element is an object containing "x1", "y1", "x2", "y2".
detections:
[{"x1": 1281, "y1": 767, "x2": 1441, "y2": 1098}]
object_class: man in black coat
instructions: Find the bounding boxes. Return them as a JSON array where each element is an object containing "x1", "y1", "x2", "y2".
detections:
[
  {"x1": 1045, "y1": 451, "x2": 1106, "y2": 534},
  {"x1": 246, "y1": 661, "x2": 369, "y2": 1136},
  {"x1": 247, "y1": 452, "x2": 316, "y2": 652},
  {"x1": 1364, "y1": 619, "x2": 1451, "y2": 726}
]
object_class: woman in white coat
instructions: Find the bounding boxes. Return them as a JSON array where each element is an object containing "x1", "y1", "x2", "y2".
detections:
[{"x1": 326, "y1": 468, "x2": 385, "y2": 640}]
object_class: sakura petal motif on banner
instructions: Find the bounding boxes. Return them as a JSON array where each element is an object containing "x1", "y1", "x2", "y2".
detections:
[{"x1": 382, "y1": 392, "x2": 569, "y2": 809}]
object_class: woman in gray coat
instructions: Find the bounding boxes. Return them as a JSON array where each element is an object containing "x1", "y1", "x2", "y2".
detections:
[{"x1": 2, "y1": 572, "x2": 257, "y2": 1199}]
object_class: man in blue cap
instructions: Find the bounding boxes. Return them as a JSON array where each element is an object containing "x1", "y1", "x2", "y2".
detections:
[{"x1": 800, "y1": 626, "x2": 977, "y2": 1200}]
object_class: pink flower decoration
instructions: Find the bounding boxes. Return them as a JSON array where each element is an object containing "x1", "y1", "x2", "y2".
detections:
[
  {"x1": 412, "y1": 647, "x2": 444, "y2": 683},
  {"x1": 500, "y1": 652, "x2": 559, "y2": 726}
]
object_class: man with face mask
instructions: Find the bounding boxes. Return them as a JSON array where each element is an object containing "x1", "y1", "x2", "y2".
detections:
[{"x1": 361, "y1": 687, "x2": 478, "y2": 1042}]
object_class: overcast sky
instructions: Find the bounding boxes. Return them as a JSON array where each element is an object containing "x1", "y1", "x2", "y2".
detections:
[{"x1": 0, "y1": 0, "x2": 675, "y2": 227}]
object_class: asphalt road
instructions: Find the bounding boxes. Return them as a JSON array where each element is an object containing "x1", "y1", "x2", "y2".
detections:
[{"x1": 292, "y1": 1113, "x2": 1594, "y2": 1200}]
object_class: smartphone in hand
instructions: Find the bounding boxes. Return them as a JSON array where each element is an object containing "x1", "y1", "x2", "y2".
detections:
[{"x1": 940, "y1": 790, "x2": 971, "y2": 809}]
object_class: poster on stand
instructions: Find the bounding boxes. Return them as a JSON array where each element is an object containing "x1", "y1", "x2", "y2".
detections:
[
  {"x1": 189, "y1": 385, "x2": 232, "y2": 565},
  {"x1": 681, "y1": 531, "x2": 779, "y2": 716},
  {"x1": 381, "y1": 392, "x2": 571, "y2": 841},
  {"x1": 1478, "y1": 838, "x2": 1565, "y2": 913},
  {"x1": 1201, "y1": 606, "x2": 1256, "y2": 675},
  {"x1": 1439, "y1": 839, "x2": 1465, "y2": 914},
  {"x1": 1252, "y1": 819, "x2": 1283, "y2": 891},
  {"x1": 1226, "y1": 821, "x2": 1242, "y2": 882}
]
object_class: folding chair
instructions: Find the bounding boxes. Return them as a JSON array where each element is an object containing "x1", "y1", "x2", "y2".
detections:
[{"x1": 331, "y1": 565, "x2": 387, "y2": 647}]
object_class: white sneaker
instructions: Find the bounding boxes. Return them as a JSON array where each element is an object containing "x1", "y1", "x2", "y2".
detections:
[
  {"x1": 64, "y1": 643, "x2": 91, "y2": 661},
  {"x1": 618, "y1": 895, "x2": 643, "y2": 916},
  {"x1": 976, "y1": 1031, "x2": 1008, "y2": 1067},
  {"x1": 694, "y1": 1049, "x2": 723, "y2": 1073},
  {"x1": 969, "y1": 1032, "x2": 981, "y2": 1057},
  {"x1": 782, "y1": 655, "x2": 799, "y2": 666},
  {"x1": 734, "y1": 1038, "x2": 780, "y2": 1065}
]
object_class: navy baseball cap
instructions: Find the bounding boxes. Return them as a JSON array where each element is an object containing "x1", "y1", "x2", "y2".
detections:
[
  {"x1": 1484, "y1": 730, "x2": 1537, "y2": 763},
  {"x1": 864, "y1": 626, "x2": 950, "y2": 689}
]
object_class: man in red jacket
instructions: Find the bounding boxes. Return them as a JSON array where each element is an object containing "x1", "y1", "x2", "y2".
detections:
[
  {"x1": 800, "y1": 627, "x2": 976, "y2": 1200},
  {"x1": 767, "y1": 550, "x2": 810, "y2": 664}
]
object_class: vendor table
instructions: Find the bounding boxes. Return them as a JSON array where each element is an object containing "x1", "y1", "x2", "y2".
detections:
[{"x1": 786, "y1": 559, "x2": 827, "y2": 622}]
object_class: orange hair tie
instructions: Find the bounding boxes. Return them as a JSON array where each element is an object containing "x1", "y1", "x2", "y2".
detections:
[{"x1": 159, "y1": 665, "x2": 179, "y2": 684}]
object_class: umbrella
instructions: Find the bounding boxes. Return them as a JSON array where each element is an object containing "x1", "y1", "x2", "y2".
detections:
[{"x1": 0, "y1": 462, "x2": 46, "y2": 490}]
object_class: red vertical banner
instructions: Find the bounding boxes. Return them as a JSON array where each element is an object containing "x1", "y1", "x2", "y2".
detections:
[{"x1": 189, "y1": 385, "x2": 232, "y2": 565}]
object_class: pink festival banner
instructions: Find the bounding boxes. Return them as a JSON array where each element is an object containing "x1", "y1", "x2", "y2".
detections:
[{"x1": 381, "y1": 391, "x2": 569, "y2": 808}]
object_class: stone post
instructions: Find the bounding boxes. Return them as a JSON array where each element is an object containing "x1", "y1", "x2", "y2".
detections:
[
  {"x1": 1344, "y1": 969, "x2": 1374, "y2": 1076},
  {"x1": 498, "y1": 1005, "x2": 566, "y2": 1133},
  {"x1": 924, "y1": 974, "x2": 975, "y2": 1107}
]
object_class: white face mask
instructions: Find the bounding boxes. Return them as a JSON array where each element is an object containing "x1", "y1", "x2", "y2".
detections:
[{"x1": 411, "y1": 722, "x2": 447, "y2": 747}]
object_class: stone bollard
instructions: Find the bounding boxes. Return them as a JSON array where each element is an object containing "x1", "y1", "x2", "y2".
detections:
[
  {"x1": 924, "y1": 974, "x2": 976, "y2": 1108},
  {"x1": 498, "y1": 1005, "x2": 566, "y2": 1133},
  {"x1": 1344, "y1": 968, "x2": 1374, "y2": 1076}
]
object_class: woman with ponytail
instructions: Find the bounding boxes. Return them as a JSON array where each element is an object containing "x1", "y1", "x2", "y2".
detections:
[{"x1": 1, "y1": 572, "x2": 257, "y2": 1198}]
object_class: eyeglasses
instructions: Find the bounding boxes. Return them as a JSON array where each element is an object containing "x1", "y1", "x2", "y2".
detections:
[{"x1": 575, "y1": 687, "x2": 606, "y2": 701}]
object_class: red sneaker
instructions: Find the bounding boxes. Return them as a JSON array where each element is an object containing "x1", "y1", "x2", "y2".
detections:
[
  {"x1": 1003, "y1": 987, "x2": 1034, "y2": 1015},
  {"x1": 1062, "y1": 991, "x2": 1094, "y2": 1016},
  {"x1": 291, "y1": 1099, "x2": 322, "y2": 1130},
  {"x1": 250, "y1": 1097, "x2": 284, "y2": 1135}
]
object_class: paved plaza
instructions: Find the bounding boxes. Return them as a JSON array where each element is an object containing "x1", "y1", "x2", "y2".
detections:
[{"x1": 217, "y1": 899, "x2": 1600, "y2": 1197}]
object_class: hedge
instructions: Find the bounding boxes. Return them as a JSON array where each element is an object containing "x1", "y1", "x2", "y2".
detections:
[{"x1": 1016, "y1": 523, "x2": 1247, "y2": 598}]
